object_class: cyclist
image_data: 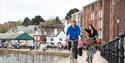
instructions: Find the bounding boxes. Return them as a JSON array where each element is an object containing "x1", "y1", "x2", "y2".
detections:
[
  {"x1": 66, "y1": 19, "x2": 81, "y2": 61},
  {"x1": 85, "y1": 24, "x2": 98, "y2": 62}
]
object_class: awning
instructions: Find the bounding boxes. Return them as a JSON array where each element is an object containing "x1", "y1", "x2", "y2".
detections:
[{"x1": 0, "y1": 33, "x2": 34, "y2": 40}]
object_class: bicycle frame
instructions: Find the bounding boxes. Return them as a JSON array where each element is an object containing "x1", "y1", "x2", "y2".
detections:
[{"x1": 69, "y1": 40, "x2": 77, "y2": 63}]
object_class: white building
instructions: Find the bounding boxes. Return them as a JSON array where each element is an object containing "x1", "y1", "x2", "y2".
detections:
[
  {"x1": 46, "y1": 31, "x2": 66, "y2": 45},
  {"x1": 71, "y1": 11, "x2": 84, "y2": 38},
  {"x1": 71, "y1": 11, "x2": 82, "y2": 27}
]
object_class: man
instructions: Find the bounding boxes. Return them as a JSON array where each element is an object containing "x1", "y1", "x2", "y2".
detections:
[{"x1": 66, "y1": 19, "x2": 81, "y2": 60}]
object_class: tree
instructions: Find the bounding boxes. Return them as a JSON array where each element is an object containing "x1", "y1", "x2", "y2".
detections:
[
  {"x1": 0, "y1": 26, "x2": 8, "y2": 33},
  {"x1": 16, "y1": 20, "x2": 22, "y2": 26},
  {"x1": 31, "y1": 15, "x2": 44, "y2": 25},
  {"x1": 22, "y1": 17, "x2": 31, "y2": 26},
  {"x1": 47, "y1": 16, "x2": 61, "y2": 25},
  {"x1": 65, "y1": 8, "x2": 79, "y2": 20},
  {"x1": 47, "y1": 19, "x2": 56, "y2": 25},
  {"x1": 55, "y1": 16, "x2": 61, "y2": 24}
]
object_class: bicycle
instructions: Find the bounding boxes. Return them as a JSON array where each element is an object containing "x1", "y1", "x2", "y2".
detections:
[{"x1": 69, "y1": 39, "x2": 78, "y2": 63}]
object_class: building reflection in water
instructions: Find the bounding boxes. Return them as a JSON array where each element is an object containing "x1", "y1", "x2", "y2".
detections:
[{"x1": 0, "y1": 51, "x2": 63, "y2": 63}]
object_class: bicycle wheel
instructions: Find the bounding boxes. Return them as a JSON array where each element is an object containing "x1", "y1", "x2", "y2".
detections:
[
  {"x1": 70, "y1": 49, "x2": 75, "y2": 63},
  {"x1": 70, "y1": 49, "x2": 74, "y2": 63}
]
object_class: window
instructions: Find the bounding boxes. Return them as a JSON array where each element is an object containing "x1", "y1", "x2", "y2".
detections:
[
  {"x1": 98, "y1": 10, "x2": 103, "y2": 18},
  {"x1": 34, "y1": 36, "x2": 36, "y2": 40},
  {"x1": 100, "y1": 10, "x2": 103, "y2": 17},
  {"x1": 59, "y1": 38, "x2": 62, "y2": 41},
  {"x1": 50, "y1": 38, "x2": 54, "y2": 41},
  {"x1": 78, "y1": 13, "x2": 80, "y2": 19},
  {"x1": 73, "y1": 15, "x2": 76, "y2": 19},
  {"x1": 37, "y1": 36, "x2": 40, "y2": 40},
  {"x1": 98, "y1": 19, "x2": 103, "y2": 28},
  {"x1": 90, "y1": 13, "x2": 95, "y2": 20},
  {"x1": 98, "y1": 31, "x2": 103, "y2": 39}
]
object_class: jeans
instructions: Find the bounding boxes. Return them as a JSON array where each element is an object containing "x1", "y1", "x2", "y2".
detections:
[{"x1": 68, "y1": 41, "x2": 78, "y2": 59}]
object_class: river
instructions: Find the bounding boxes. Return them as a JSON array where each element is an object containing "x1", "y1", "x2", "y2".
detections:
[{"x1": 0, "y1": 50, "x2": 65, "y2": 63}]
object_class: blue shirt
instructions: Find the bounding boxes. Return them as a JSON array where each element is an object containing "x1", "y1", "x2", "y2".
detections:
[{"x1": 66, "y1": 25, "x2": 80, "y2": 40}]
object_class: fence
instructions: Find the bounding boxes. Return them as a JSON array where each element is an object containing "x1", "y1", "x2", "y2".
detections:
[{"x1": 100, "y1": 32, "x2": 125, "y2": 63}]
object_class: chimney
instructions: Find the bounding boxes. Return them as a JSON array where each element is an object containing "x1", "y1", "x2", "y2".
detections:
[{"x1": 54, "y1": 28, "x2": 57, "y2": 35}]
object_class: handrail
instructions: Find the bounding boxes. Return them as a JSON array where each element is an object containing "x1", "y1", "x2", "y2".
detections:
[{"x1": 100, "y1": 32, "x2": 125, "y2": 63}]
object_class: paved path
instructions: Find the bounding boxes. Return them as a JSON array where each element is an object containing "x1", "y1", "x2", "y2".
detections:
[{"x1": 55, "y1": 51, "x2": 108, "y2": 63}]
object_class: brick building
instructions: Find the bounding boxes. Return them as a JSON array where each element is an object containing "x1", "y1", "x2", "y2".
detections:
[
  {"x1": 33, "y1": 35, "x2": 46, "y2": 45},
  {"x1": 109, "y1": 0, "x2": 125, "y2": 40},
  {"x1": 3, "y1": 21, "x2": 16, "y2": 29},
  {"x1": 83, "y1": 0, "x2": 105, "y2": 41},
  {"x1": 82, "y1": 0, "x2": 125, "y2": 42}
]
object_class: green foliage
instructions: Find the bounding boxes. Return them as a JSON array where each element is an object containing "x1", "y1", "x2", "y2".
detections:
[
  {"x1": 31, "y1": 15, "x2": 44, "y2": 25},
  {"x1": 55, "y1": 16, "x2": 61, "y2": 24},
  {"x1": 47, "y1": 19, "x2": 57, "y2": 24},
  {"x1": 0, "y1": 26, "x2": 8, "y2": 33},
  {"x1": 22, "y1": 17, "x2": 31, "y2": 26},
  {"x1": 65, "y1": 8, "x2": 79, "y2": 20},
  {"x1": 47, "y1": 16, "x2": 61, "y2": 25},
  {"x1": 16, "y1": 20, "x2": 22, "y2": 26}
]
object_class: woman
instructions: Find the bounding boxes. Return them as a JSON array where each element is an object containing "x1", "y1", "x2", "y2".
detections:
[
  {"x1": 85, "y1": 24, "x2": 98, "y2": 45},
  {"x1": 85, "y1": 24, "x2": 98, "y2": 39},
  {"x1": 85, "y1": 24, "x2": 98, "y2": 62}
]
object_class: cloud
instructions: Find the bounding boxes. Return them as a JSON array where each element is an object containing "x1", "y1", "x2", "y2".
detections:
[{"x1": 0, "y1": 0, "x2": 95, "y2": 23}]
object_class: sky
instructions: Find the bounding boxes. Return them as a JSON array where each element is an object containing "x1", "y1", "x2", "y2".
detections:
[{"x1": 0, "y1": 0, "x2": 95, "y2": 24}]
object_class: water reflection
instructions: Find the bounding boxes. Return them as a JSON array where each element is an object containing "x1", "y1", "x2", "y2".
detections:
[{"x1": 0, "y1": 51, "x2": 63, "y2": 63}]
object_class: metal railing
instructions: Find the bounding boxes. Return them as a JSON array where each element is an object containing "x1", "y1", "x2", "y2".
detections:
[{"x1": 100, "y1": 32, "x2": 125, "y2": 63}]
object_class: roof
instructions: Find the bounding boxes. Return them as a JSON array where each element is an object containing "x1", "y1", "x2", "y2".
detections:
[
  {"x1": 47, "y1": 31, "x2": 65, "y2": 37},
  {"x1": 0, "y1": 33, "x2": 33, "y2": 40},
  {"x1": 39, "y1": 22, "x2": 63, "y2": 28},
  {"x1": 7, "y1": 25, "x2": 43, "y2": 35},
  {"x1": 15, "y1": 33, "x2": 34, "y2": 40},
  {"x1": 47, "y1": 31, "x2": 61, "y2": 37},
  {"x1": 83, "y1": 0, "x2": 100, "y2": 8}
]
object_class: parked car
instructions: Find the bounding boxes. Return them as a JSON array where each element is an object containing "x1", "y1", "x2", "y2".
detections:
[
  {"x1": 46, "y1": 42, "x2": 56, "y2": 48},
  {"x1": 40, "y1": 44, "x2": 47, "y2": 51}
]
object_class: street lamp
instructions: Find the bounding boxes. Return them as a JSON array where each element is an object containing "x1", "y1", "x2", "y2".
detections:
[{"x1": 116, "y1": 17, "x2": 120, "y2": 36}]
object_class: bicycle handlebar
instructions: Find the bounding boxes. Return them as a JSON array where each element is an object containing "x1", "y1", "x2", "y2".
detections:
[{"x1": 68, "y1": 39, "x2": 78, "y2": 42}]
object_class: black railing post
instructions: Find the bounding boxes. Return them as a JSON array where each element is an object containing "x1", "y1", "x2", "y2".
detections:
[
  {"x1": 100, "y1": 32, "x2": 125, "y2": 63},
  {"x1": 115, "y1": 37, "x2": 119, "y2": 63},
  {"x1": 118, "y1": 32, "x2": 125, "y2": 63},
  {"x1": 108, "y1": 42, "x2": 111, "y2": 63}
]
